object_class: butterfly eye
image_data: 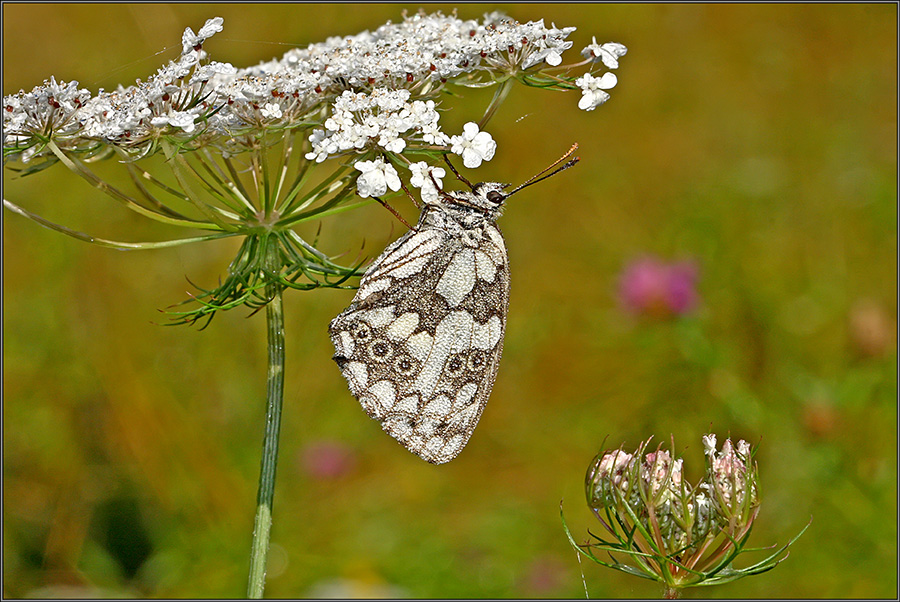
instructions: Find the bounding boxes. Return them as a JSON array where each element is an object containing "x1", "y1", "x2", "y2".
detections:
[{"x1": 486, "y1": 190, "x2": 505, "y2": 204}]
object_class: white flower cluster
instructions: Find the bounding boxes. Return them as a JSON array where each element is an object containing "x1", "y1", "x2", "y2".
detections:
[
  {"x1": 306, "y1": 88, "x2": 448, "y2": 163},
  {"x1": 4, "y1": 12, "x2": 626, "y2": 199},
  {"x1": 354, "y1": 156, "x2": 401, "y2": 198},
  {"x1": 582, "y1": 38, "x2": 628, "y2": 69},
  {"x1": 576, "y1": 39, "x2": 628, "y2": 110},
  {"x1": 248, "y1": 11, "x2": 578, "y2": 88},
  {"x1": 3, "y1": 18, "x2": 233, "y2": 159},
  {"x1": 182, "y1": 15, "x2": 224, "y2": 54},
  {"x1": 2, "y1": 76, "x2": 91, "y2": 161},
  {"x1": 449, "y1": 122, "x2": 497, "y2": 169},
  {"x1": 408, "y1": 162, "x2": 445, "y2": 203},
  {"x1": 575, "y1": 72, "x2": 619, "y2": 111}
]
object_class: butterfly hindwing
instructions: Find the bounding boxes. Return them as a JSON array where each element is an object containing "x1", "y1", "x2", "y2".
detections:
[{"x1": 330, "y1": 217, "x2": 509, "y2": 464}]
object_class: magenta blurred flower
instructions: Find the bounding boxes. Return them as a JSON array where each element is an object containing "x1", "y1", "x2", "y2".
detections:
[
  {"x1": 619, "y1": 256, "x2": 699, "y2": 317},
  {"x1": 300, "y1": 440, "x2": 356, "y2": 480}
]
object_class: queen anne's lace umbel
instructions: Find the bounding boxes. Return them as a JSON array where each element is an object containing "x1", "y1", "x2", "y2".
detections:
[
  {"x1": 3, "y1": 11, "x2": 627, "y2": 327},
  {"x1": 4, "y1": 12, "x2": 625, "y2": 196}
]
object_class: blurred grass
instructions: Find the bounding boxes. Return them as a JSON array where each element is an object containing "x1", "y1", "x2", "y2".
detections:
[{"x1": 2, "y1": 3, "x2": 896, "y2": 598}]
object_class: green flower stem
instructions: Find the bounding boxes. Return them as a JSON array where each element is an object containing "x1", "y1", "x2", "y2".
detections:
[
  {"x1": 45, "y1": 141, "x2": 218, "y2": 229},
  {"x1": 247, "y1": 259, "x2": 286, "y2": 599},
  {"x1": 123, "y1": 165, "x2": 195, "y2": 221},
  {"x1": 2, "y1": 198, "x2": 235, "y2": 250},
  {"x1": 272, "y1": 132, "x2": 295, "y2": 207},
  {"x1": 170, "y1": 153, "x2": 239, "y2": 229},
  {"x1": 220, "y1": 152, "x2": 256, "y2": 208},
  {"x1": 478, "y1": 78, "x2": 513, "y2": 129}
]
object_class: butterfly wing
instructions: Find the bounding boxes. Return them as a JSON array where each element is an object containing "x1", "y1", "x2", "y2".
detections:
[{"x1": 329, "y1": 223, "x2": 509, "y2": 464}]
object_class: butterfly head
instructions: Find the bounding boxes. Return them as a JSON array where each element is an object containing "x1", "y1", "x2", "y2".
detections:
[
  {"x1": 473, "y1": 181, "x2": 512, "y2": 206},
  {"x1": 440, "y1": 181, "x2": 510, "y2": 222}
]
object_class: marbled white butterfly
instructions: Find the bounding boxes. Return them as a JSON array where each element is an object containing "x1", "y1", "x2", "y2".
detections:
[{"x1": 330, "y1": 145, "x2": 579, "y2": 464}]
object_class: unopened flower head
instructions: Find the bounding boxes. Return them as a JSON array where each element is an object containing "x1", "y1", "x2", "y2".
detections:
[
  {"x1": 587, "y1": 440, "x2": 687, "y2": 534},
  {"x1": 642, "y1": 449, "x2": 683, "y2": 500},
  {"x1": 570, "y1": 434, "x2": 789, "y2": 594},
  {"x1": 586, "y1": 447, "x2": 635, "y2": 509},
  {"x1": 704, "y1": 436, "x2": 758, "y2": 521}
]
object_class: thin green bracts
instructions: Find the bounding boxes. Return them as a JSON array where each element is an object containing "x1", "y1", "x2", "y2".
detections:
[
  {"x1": 47, "y1": 141, "x2": 222, "y2": 230},
  {"x1": 3, "y1": 198, "x2": 235, "y2": 250}
]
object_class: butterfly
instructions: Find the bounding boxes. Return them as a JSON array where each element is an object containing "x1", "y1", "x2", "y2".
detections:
[{"x1": 329, "y1": 144, "x2": 579, "y2": 464}]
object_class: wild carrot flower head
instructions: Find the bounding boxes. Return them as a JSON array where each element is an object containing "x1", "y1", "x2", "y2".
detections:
[{"x1": 4, "y1": 12, "x2": 626, "y2": 323}]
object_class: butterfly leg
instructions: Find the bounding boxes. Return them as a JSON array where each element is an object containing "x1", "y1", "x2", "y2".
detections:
[
  {"x1": 399, "y1": 180, "x2": 420, "y2": 209},
  {"x1": 370, "y1": 196, "x2": 413, "y2": 230},
  {"x1": 442, "y1": 154, "x2": 474, "y2": 189}
]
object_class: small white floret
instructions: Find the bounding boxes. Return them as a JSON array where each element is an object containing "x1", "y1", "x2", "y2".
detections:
[
  {"x1": 354, "y1": 156, "x2": 401, "y2": 197},
  {"x1": 575, "y1": 72, "x2": 617, "y2": 111},
  {"x1": 450, "y1": 122, "x2": 497, "y2": 169}
]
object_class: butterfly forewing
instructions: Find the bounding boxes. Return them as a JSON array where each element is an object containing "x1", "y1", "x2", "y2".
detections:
[{"x1": 329, "y1": 200, "x2": 510, "y2": 464}]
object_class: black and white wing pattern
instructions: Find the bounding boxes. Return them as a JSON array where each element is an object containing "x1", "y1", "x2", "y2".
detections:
[
  {"x1": 329, "y1": 202, "x2": 510, "y2": 464},
  {"x1": 330, "y1": 146, "x2": 579, "y2": 464}
]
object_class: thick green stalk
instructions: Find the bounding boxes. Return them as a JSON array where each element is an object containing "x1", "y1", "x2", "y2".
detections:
[{"x1": 247, "y1": 260, "x2": 286, "y2": 598}]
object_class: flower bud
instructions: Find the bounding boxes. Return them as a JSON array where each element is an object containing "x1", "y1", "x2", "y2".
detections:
[
  {"x1": 585, "y1": 448, "x2": 634, "y2": 509},
  {"x1": 566, "y1": 433, "x2": 797, "y2": 595}
]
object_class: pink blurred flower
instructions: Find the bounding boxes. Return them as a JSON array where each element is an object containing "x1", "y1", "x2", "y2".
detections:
[
  {"x1": 619, "y1": 256, "x2": 699, "y2": 317},
  {"x1": 300, "y1": 440, "x2": 356, "y2": 480}
]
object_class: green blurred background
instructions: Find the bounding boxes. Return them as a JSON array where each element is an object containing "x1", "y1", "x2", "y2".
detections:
[{"x1": 3, "y1": 3, "x2": 896, "y2": 598}]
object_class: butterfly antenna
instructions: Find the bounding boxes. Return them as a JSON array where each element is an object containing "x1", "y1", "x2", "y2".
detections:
[{"x1": 507, "y1": 143, "x2": 580, "y2": 196}]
